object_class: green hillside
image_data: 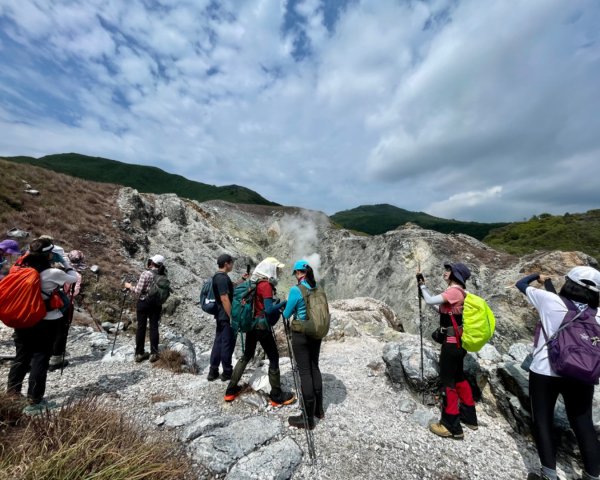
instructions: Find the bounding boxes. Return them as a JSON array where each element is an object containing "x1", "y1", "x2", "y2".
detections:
[
  {"x1": 4, "y1": 153, "x2": 277, "y2": 206},
  {"x1": 483, "y1": 210, "x2": 600, "y2": 262},
  {"x1": 331, "y1": 204, "x2": 508, "y2": 240}
]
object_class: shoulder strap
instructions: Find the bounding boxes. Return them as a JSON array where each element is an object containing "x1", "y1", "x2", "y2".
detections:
[
  {"x1": 297, "y1": 283, "x2": 309, "y2": 300},
  {"x1": 534, "y1": 306, "x2": 587, "y2": 357}
]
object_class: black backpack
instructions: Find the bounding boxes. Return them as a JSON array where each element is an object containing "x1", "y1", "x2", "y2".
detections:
[{"x1": 199, "y1": 275, "x2": 218, "y2": 315}]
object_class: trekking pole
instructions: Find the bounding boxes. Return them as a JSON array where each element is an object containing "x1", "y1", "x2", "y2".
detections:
[
  {"x1": 110, "y1": 288, "x2": 129, "y2": 356},
  {"x1": 282, "y1": 318, "x2": 317, "y2": 466},
  {"x1": 418, "y1": 262, "x2": 425, "y2": 405},
  {"x1": 61, "y1": 283, "x2": 77, "y2": 376}
]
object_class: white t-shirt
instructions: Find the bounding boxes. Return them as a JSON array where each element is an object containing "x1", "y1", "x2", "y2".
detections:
[
  {"x1": 40, "y1": 267, "x2": 78, "y2": 320},
  {"x1": 526, "y1": 286, "x2": 600, "y2": 377}
]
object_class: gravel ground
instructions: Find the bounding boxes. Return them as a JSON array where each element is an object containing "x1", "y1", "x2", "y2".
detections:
[{"x1": 0, "y1": 324, "x2": 576, "y2": 480}]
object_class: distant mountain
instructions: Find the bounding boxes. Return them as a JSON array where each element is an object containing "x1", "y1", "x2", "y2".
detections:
[
  {"x1": 483, "y1": 210, "x2": 600, "y2": 262},
  {"x1": 4, "y1": 153, "x2": 277, "y2": 206},
  {"x1": 330, "y1": 204, "x2": 509, "y2": 240}
]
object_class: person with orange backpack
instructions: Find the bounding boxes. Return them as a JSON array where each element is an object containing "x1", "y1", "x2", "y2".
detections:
[
  {"x1": 417, "y1": 262, "x2": 478, "y2": 439},
  {"x1": 4, "y1": 237, "x2": 78, "y2": 413}
]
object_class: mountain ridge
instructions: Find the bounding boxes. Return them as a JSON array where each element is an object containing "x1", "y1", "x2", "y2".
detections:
[
  {"x1": 3, "y1": 153, "x2": 278, "y2": 206},
  {"x1": 331, "y1": 203, "x2": 509, "y2": 240}
]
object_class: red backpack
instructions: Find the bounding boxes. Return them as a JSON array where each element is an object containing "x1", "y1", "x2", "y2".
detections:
[{"x1": 0, "y1": 260, "x2": 46, "y2": 328}]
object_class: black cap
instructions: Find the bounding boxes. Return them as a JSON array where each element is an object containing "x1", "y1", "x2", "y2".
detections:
[{"x1": 217, "y1": 253, "x2": 234, "y2": 266}]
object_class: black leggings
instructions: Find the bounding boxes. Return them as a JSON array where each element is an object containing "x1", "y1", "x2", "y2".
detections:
[
  {"x1": 242, "y1": 328, "x2": 279, "y2": 369},
  {"x1": 529, "y1": 371, "x2": 600, "y2": 476},
  {"x1": 291, "y1": 332, "x2": 322, "y2": 400}
]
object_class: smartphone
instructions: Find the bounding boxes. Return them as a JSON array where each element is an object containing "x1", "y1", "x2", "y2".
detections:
[{"x1": 246, "y1": 264, "x2": 251, "y2": 275}]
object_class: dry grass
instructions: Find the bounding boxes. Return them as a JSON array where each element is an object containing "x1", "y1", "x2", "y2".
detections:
[
  {"x1": 0, "y1": 394, "x2": 195, "y2": 480},
  {"x1": 153, "y1": 349, "x2": 187, "y2": 374},
  {"x1": 0, "y1": 159, "x2": 138, "y2": 324}
]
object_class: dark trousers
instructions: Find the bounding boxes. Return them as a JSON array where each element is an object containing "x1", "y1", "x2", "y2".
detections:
[
  {"x1": 439, "y1": 342, "x2": 474, "y2": 417},
  {"x1": 291, "y1": 332, "x2": 322, "y2": 399},
  {"x1": 51, "y1": 315, "x2": 70, "y2": 357},
  {"x1": 242, "y1": 328, "x2": 279, "y2": 369},
  {"x1": 7, "y1": 320, "x2": 60, "y2": 403},
  {"x1": 135, "y1": 299, "x2": 161, "y2": 355},
  {"x1": 529, "y1": 371, "x2": 599, "y2": 476},
  {"x1": 210, "y1": 319, "x2": 236, "y2": 375}
]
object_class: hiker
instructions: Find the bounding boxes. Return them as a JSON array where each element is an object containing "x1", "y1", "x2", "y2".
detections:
[
  {"x1": 6, "y1": 237, "x2": 78, "y2": 412},
  {"x1": 282, "y1": 260, "x2": 324, "y2": 429},
  {"x1": 208, "y1": 254, "x2": 249, "y2": 381},
  {"x1": 124, "y1": 254, "x2": 167, "y2": 363},
  {"x1": 48, "y1": 250, "x2": 85, "y2": 372},
  {"x1": 417, "y1": 262, "x2": 478, "y2": 439},
  {"x1": 224, "y1": 257, "x2": 295, "y2": 406},
  {"x1": 0, "y1": 239, "x2": 21, "y2": 279},
  {"x1": 516, "y1": 267, "x2": 600, "y2": 480}
]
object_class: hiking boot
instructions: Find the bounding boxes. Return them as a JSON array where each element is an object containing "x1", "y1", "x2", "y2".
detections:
[
  {"x1": 270, "y1": 390, "x2": 296, "y2": 407},
  {"x1": 220, "y1": 372, "x2": 232, "y2": 382},
  {"x1": 207, "y1": 368, "x2": 220, "y2": 381},
  {"x1": 315, "y1": 389, "x2": 325, "y2": 419},
  {"x1": 526, "y1": 472, "x2": 559, "y2": 480},
  {"x1": 48, "y1": 359, "x2": 69, "y2": 372},
  {"x1": 429, "y1": 422, "x2": 464, "y2": 439},
  {"x1": 149, "y1": 353, "x2": 160, "y2": 363},
  {"x1": 459, "y1": 404, "x2": 478, "y2": 430},
  {"x1": 224, "y1": 385, "x2": 243, "y2": 402},
  {"x1": 288, "y1": 397, "x2": 316, "y2": 430},
  {"x1": 135, "y1": 352, "x2": 150, "y2": 363}
]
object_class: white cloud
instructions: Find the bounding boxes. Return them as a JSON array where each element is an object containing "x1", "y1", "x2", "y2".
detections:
[{"x1": 0, "y1": 0, "x2": 599, "y2": 222}]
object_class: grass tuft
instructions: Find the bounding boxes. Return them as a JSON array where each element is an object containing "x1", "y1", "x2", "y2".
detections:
[
  {"x1": 0, "y1": 394, "x2": 194, "y2": 480},
  {"x1": 153, "y1": 349, "x2": 187, "y2": 374}
]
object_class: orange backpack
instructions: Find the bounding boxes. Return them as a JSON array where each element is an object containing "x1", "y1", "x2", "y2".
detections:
[{"x1": 0, "y1": 263, "x2": 46, "y2": 328}]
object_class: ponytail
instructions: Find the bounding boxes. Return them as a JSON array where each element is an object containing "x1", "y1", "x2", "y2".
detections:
[{"x1": 304, "y1": 266, "x2": 317, "y2": 288}]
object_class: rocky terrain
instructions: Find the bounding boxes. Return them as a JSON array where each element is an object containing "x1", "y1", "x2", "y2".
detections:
[{"x1": 1, "y1": 186, "x2": 599, "y2": 479}]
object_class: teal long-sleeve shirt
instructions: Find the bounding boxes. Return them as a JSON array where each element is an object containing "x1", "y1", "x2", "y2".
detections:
[{"x1": 282, "y1": 280, "x2": 314, "y2": 321}]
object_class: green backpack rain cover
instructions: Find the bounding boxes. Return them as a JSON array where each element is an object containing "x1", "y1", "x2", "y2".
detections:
[
  {"x1": 461, "y1": 292, "x2": 496, "y2": 352},
  {"x1": 291, "y1": 284, "x2": 331, "y2": 339}
]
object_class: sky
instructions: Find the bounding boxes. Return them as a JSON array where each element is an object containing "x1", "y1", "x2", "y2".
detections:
[{"x1": 0, "y1": 0, "x2": 599, "y2": 222}]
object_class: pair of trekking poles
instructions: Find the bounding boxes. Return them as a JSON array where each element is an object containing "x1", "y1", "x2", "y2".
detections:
[{"x1": 282, "y1": 317, "x2": 318, "y2": 467}]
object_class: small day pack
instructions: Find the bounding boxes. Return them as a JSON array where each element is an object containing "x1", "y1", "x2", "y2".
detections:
[
  {"x1": 538, "y1": 297, "x2": 600, "y2": 385},
  {"x1": 0, "y1": 264, "x2": 46, "y2": 328},
  {"x1": 291, "y1": 284, "x2": 331, "y2": 339},
  {"x1": 199, "y1": 276, "x2": 218, "y2": 315},
  {"x1": 146, "y1": 271, "x2": 171, "y2": 305}
]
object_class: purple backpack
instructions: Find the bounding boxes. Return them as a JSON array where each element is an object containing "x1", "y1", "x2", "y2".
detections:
[{"x1": 538, "y1": 297, "x2": 600, "y2": 385}]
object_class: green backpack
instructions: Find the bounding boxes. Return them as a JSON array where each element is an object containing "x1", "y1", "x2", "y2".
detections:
[
  {"x1": 231, "y1": 280, "x2": 264, "y2": 334},
  {"x1": 291, "y1": 284, "x2": 331, "y2": 339},
  {"x1": 460, "y1": 292, "x2": 496, "y2": 352},
  {"x1": 147, "y1": 271, "x2": 171, "y2": 305}
]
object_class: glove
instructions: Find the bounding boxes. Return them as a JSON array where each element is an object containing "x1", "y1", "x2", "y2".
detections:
[{"x1": 416, "y1": 273, "x2": 425, "y2": 284}]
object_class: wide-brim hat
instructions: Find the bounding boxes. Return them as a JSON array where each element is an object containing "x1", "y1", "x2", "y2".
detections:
[{"x1": 444, "y1": 262, "x2": 471, "y2": 286}]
